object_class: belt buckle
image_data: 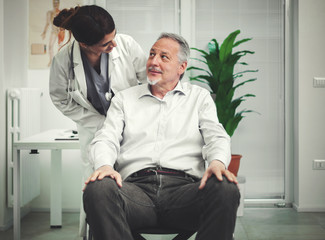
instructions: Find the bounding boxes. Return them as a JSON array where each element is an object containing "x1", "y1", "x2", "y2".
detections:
[{"x1": 146, "y1": 168, "x2": 158, "y2": 176}]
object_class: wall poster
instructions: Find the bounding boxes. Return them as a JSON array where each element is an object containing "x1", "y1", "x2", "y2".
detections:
[{"x1": 29, "y1": 0, "x2": 83, "y2": 69}]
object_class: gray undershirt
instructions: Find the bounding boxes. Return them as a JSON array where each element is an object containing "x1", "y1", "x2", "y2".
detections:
[{"x1": 81, "y1": 52, "x2": 111, "y2": 116}]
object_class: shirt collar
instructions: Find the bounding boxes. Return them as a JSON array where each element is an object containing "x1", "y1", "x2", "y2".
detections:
[{"x1": 138, "y1": 81, "x2": 187, "y2": 99}]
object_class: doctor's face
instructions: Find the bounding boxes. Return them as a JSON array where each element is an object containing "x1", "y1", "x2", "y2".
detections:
[
  {"x1": 87, "y1": 30, "x2": 117, "y2": 54},
  {"x1": 146, "y1": 38, "x2": 186, "y2": 85}
]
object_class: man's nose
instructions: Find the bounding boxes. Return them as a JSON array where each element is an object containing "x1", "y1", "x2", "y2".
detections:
[{"x1": 150, "y1": 55, "x2": 160, "y2": 65}]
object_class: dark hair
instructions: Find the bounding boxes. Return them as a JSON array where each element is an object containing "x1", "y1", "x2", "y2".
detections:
[{"x1": 53, "y1": 5, "x2": 115, "y2": 46}]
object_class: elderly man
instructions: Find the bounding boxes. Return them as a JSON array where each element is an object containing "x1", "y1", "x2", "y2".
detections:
[{"x1": 83, "y1": 33, "x2": 240, "y2": 240}]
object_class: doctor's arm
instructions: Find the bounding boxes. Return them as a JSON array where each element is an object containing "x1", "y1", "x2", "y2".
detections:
[{"x1": 49, "y1": 55, "x2": 105, "y2": 130}]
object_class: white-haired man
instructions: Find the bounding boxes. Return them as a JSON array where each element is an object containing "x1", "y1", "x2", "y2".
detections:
[{"x1": 83, "y1": 32, "x2": 240, "y2": 240}]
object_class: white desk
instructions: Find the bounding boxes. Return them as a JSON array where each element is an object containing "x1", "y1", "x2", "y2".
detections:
[{"x1": 13, "y1": 129, "x2": 80, "y2": 240}]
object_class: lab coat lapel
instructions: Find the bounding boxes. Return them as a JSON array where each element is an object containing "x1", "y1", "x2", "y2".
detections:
[
  {"x1": 71, "y1": 42, "x2": 98, "y2": 113},
  {"x1": 73, "y1": 43, "x2": 87, "y2": 96},
  {"x1": 108, "y1": 47, "x2": 120, "y2": 92}
]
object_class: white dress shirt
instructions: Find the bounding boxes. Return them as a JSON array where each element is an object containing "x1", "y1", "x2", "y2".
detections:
[{"x1": 89, "y1": 82, "x2": 231, "y2": 180}]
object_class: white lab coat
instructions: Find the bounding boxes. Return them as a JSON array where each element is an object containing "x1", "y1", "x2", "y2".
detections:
[{"x1": 49, "y1": 33, "x2": 147, "y2": 236}]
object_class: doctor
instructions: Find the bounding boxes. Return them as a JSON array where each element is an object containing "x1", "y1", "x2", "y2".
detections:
[{"x1": 49, "y1": 5, "x2": 146, "y2": 236}]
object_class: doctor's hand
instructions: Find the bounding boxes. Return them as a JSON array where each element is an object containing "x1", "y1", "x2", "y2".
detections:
[
  {"x1": 83, "y1": 165, "x2": 122, "y2": 191},
  {"x1": 199, "y1": 160, "x2": 237, "y2": 190}
]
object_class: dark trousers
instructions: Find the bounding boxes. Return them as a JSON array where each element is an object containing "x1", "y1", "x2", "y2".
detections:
[{"x1": 83, "y1": 173, "x2": 240, "y2": 240}]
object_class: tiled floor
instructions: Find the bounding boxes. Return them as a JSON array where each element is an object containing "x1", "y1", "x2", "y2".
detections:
[{"x1": 1, "y1": 208, "x2": 325, "y2": 240}]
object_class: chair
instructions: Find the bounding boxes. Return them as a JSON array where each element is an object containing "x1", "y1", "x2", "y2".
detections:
[
  {"x1": 86, "y1": 225, "x2": 195, "y2": 240},
  {"x1": 132, "y1": 228, "x2": 195, "y2": 240}
]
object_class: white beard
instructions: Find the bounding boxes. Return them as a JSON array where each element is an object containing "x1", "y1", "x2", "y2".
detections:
[{"x1": 147, "y1": 77, "x2": 161, "y2": 86}]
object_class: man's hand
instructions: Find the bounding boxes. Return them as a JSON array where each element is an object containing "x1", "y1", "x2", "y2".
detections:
[
  {"x1": 199, "y1": 160, "x2": 238, "y2": 190},
  {"x1": 83, "y1": 165, "x2": 122, "y2": 191}
]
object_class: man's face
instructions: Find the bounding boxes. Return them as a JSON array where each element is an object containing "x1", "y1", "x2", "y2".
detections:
[{"x1": 146, "y1": 38, "x2": 186, "y2": 86}]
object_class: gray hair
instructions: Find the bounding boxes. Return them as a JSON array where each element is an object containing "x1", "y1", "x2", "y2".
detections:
[
  {"x1": 157, "y1": 32, "x2": 190, "y2": 63},
  {"x1": 157, "y1": 32, "x2": 190, "y2": 79}
]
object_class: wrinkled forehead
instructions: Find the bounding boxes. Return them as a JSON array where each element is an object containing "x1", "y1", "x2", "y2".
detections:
[{"x1": 150, "y1": 38, "x2": 180, "y2": 55}]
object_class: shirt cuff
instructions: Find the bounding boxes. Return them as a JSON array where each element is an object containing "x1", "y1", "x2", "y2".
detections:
[
  {"x1": 90, "y1": 142, "x2": 116, "y2": 170},
  {"x1": 207, "y1": 153, "x2": 231, "y2": 168}
]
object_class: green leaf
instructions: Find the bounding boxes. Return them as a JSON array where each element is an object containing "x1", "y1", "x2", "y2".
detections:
[
  {"x1": 190, "y1": 47, "x2": 208, "y2": 56},
  {"x1": 190, "y1": 57, "x2": 208, "y2": 65},
  {"x1": 233, "y1": 70, "x2": 258, "y2": 78},
  {"x1": 234, "y1": 78, "x2": 257, "y2": 89},
  {"x1": 208, "y1": 39, "x2": 219, "y2": 55},
  {"x1": 187, "y1": 66, "x2": 211, "y2": 76},
  {"x1": 219, "y1": 30, "x2": 240, "y2": 62},
  {"x1": 225, "y1": 114, "x2": 243, "y2": 137},
  {"x1": 189, "y1": 77, "x2": 209, "y2": 85},
  {"x1": 233, "y1": 38, "x2": 252, "y2": 47}
]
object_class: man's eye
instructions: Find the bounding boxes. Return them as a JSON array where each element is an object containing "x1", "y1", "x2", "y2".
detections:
[
  {"x1": 162, "y1": 55, "x2": 168, "y2": 59},
  {"x1": 149, "y1": 52, "x2": 155, "y2": 57}
]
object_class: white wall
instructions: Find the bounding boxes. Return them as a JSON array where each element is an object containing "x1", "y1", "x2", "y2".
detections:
[
  {"x1": 0, "y1": 0, "x2": 7, "y2": 230},
  {"x1": 293, "y1": 0, "x2": 325, "y2": 211},
  {"x1": 0, "y1": 0, "x2": 29, "y2": 230}
]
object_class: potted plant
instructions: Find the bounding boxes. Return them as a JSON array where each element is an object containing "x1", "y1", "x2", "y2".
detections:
[{"x1": 187, "y1": 29, "x2": 258, "y2": 176}]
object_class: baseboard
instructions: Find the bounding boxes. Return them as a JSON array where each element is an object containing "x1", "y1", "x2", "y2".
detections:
[
  {"x1": 244, "y1": 199, "x2": 288, "y2": 208},
  {"x1": 293, "y1": 203, "x2": 325, "y2": 212}
]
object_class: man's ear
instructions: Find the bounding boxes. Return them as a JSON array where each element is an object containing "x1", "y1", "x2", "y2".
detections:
[{"x1": 179, "y1": 61, "x2": 188, "y2": 75}]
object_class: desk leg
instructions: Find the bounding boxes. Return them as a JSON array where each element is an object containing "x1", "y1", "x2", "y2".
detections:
[
  {"x1": 13, "y1": 148, "x2": 21, "y2": 240},
  {"x1": 50, "y1": 149, "x2": 62, "y2": 228}
]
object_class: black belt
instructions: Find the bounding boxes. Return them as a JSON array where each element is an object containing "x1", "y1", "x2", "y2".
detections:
[{"x1": 131, "y1": 167, "x2": 187, "y2": 178}]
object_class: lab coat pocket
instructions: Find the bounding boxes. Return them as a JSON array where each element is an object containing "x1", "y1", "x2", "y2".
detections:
[{"x1": 70, "y1": 90, "x2": 97, "y2": 113}]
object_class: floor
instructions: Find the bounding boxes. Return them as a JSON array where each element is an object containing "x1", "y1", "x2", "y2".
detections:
[{"x1": 1, "y1": 208, "x2": 325, "y2": 240}]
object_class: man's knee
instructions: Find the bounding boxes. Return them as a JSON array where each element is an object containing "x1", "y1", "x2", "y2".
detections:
[
  {"x1": 83, "y1": 177, "x2": 120, "y2": 204},
  {"x1": 204, "y1": 176, "x2": 240, "y2": 207}
]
